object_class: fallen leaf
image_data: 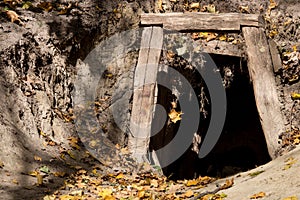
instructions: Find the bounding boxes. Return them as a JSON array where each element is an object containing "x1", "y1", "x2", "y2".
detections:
[
  {"x1": 190, "y1": 2, "x2": 200, "y2": 9},
  {"x1": 167, "y1": 183, "x2": 182, "y2": 193},
  {"x1": 0, "y1": 161, "x2": 4, "y2": 168},
  {"x1": 34, "y1": 155, "x2": 42, "y2": 161},
  {"x1": 184, "y1": 190, "x2": 194, "y2": 198},
  {"x1": 239, "y1": 5, "x2": 250, "y2": 13},
  {"x1": 291, "y1": 92, "x2": 300, "y2": 100},
  {"x1": 67, "y1": 150, "x2": 76, "y2": 160},
  {"x1": 37, "y1": 2, "x2": 53, "y2": 12},
  {"x1": 68, "y1": 137, "x2": 81, "y2": 150},
  {"x1": 59, "y1": 195, "x2": 77, "y2": 200},
  {"x1": 293, "y1": 138, "x2": 300, "y2": 145},
  {"x1": 283, "y1": 157, "x2": 297, "y2": 170},
  {"x1": 218, "y1": 34, "x2": 227, "y2": 41},
  {"x1": 219, "y1": 178, "x2": 234, "y2": 190},
  {"x1": 116, "y1": 173, "x2": 124, "y2": 179},
  {"x1": 168, "y1": 109, "x2": 183, "y2": 123},
  {"x1": 269, "y1": 0, "x2": 277, "y2": 9},
  {"x1": 283, "y1": 196, "x2": 298, "y2": 200},
  {"x1": 28, "y1": 171, "x2": 39, "y2": 177},
  {"x1": 207, "y1": 4, "x2": 216, "y2": 13},
  {"x1": 199, "y1": 32, "x2": 217, "y2": 42},
  {"x1": 12, "y1": 179, "x2": 19, "y2": 184},
  {"x1": 6, "y1": 10, "x2": 21, "y2": 24},
  {"x1": 250, "y1": 191, "x2": 266, "y2": 199},
  {"x1": 39, "y1": 166, "x2": 50, "y2": 174},
  {"x1": 70, "y1": 190, "x2": 83, "y2": 196},
  {"x1": 22, "y1": 1, "x2": 32, "y2": 9},
  {"x1": 150, "y1": 179, "x2": 158, "y2": 188},
  {"x1": 37, "y1": 174, "x2": 43, "y2": 186},
  {"x1": 99, "y1": 188, "x2": 113, "y2": 198},
  {"x1": 157, "y1": 0, "x2": 163, "y2": 11},
  {"x1": 138, "y1": 190, "x2": 145, "y2": 198},
  {"x1": 53, "y1": 172, "x2": 67, "y2": 177},
  {"x1": 248, "y1": 170, "x2": 265, "y2": 177},
  {"x1": 43, "y1": 195, "x2": 56, "y2": 200},
  {"x1": 186, "y1": 179, "x2": 199, "y2": 186}
]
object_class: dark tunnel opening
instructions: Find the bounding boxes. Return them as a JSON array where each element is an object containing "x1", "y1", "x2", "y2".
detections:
[{"x1": 150, "y1": 53, "x2": 271, "y2": 180}]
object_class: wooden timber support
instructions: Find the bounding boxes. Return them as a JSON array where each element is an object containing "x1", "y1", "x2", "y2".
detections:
[
  {"x1": 130, "y1": 12, "x2": 285, "y2": 165},
  {"x1": 128, "y1": 27, "x2": 163, "y2": 163},
  {"x1": 242, "y1": 27, "x2": 285, "y2": 159},
  {"x1": 141, "y1": 12, "x2": 263, "y2": 31}
]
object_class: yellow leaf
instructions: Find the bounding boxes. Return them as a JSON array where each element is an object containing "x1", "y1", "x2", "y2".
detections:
[
  {"x1": 150, "y1": 179, "x2": 158, "y2": 188},
  {"x1": 269, "y1": 0, "x2": 277, "y2": 9},
  {"x1": 292, "y1": 45, "x2": 297, "y2": 52},
  {"x1": 219, "y1": 178, "x2": 234, "y2": 190},
  {"x1": 104, "y1": 196, "x2": 116, "y2": 200},
  {"x1": 250, "y1": 191, "x2": 266, "y2": 199},
  {"x1": 291, "y1": 92, "x2": 300, "y2": 100},
  {"x1": 39, "y1": 130, "x2": 47, "y2": 137},
  {"x1": 138, "y1": 190, "x2": 145, "y2": 198},
  {"x1": 293, "y1": 138, "x2": 300, "y2": 145},
  {"x1": 28, "y1": 171, "x2": 39, "y2": 177},
  {"x1": 59, "y1": 195, "x2": 76, "y2": 200},
  {"x1": 67, "y1": 150, "x2": 76, "y2": 160},
  {"x1": 207, "y1": 4, "x2": 216, "y2": 13},
  {"x1": 168, "y1": 109, "x2": 183, "y2": 123},
  {"x1": 283, "y1": 196, "x2": 298, "y2": 200},
  {"x1": 37, "y1": 174, "x2": 43, "y2": 186},
  {"x1": 199, "y1": 32, "x2": 217, "y2": 41},
  {"x1": 92, "y1": 168, "x2": 98, "y2": 176},
  {"x1": 116, "y1": 173, "x2": 124, "y2": 179},
  {"x1": 43, "y1": 195, "x2": 56, "y2": 200},
  {"x1": 0, "y1": 161, "x2": 4, "y2": 168},
  {"x1": 12, "y1": 179, "x2": 19, "y2": 184},
  {"x1": 157, "y1": 0, "x2": 163, "y2": 11},
  {"x1": 184, "y1": 190, "x2": 194, "y2": 198},
  {"x1": 53, "y1": 172, "x2": 67, "y2": 177},
  {"x1": 218, "y1": 34, "x2": 227, "y2": 41},
  {"x1": 99, "y1": 188, "x2": 113, "y2": 198},
  {"x1": 269, "y1": 30, "x2": 278, "y2": 38},
  {"x1": 239, "y1": 5, "x2": 250, "y2": 13},
  {"x1": 34, "y1": 155, "x2": 42, "y2": 161},
  {"x1": 6, "y1": 10, "x2": 20, "y2": 23},
  {"x1": 120, "y1": 147, "x2": 130, "y2": 154},
  {"x1": 186, "y1": 179, "x2": 199, "y2": 186},
  {"x1": 190, "y1": 2, "x2": 200, "y2": 9}
]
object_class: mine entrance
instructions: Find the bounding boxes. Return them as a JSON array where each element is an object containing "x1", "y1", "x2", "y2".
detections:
[{"x1": 150, "y1": 54, "x2": 271, "y2": 180}]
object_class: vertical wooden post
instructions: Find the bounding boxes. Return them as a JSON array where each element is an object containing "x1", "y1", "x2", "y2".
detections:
[
  {"x1": 128, "y1": 27, "x2": 163, "y2": 163},
  {"x1": 242, "y1": 27, "x2": 285, "y2": 159}
]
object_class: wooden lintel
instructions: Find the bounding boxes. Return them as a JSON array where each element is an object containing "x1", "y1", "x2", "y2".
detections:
[
  {"x1": 242, "y1": 27, "x2": 285, "y2": 159},
  {"x1": 141, "y1": 13, "x2": 263, "y2": 31}
]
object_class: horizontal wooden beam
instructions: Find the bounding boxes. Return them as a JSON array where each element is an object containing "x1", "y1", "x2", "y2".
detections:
[
  {"x1": 141, "y1": 12, "x2": 263, "y2": 31},
  {"x1": 200, "y1": 40, "x2": 243, "y2": 57}
]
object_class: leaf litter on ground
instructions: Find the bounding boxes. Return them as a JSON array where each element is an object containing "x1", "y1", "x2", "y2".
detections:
[{"x1": 43, "y1": 164, "x2": 235, "y2": 199}]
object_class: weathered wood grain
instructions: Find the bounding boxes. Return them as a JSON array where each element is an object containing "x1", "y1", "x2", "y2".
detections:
[
  {"x1": 129, "y1": 27, "x2": 163, "y2": 163},
  {"x1": 141, "y1": 13, "x2": 262, "y2": 31},
  {"x1": 199, "y1": 40, "x2": 243, "y2": 57},
  {"x1": 268, "y1": 39, "x2": 282, "y2": 74},
  {"x1": 242, "y1": 27, "x2": 285, "y2": 159}
]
